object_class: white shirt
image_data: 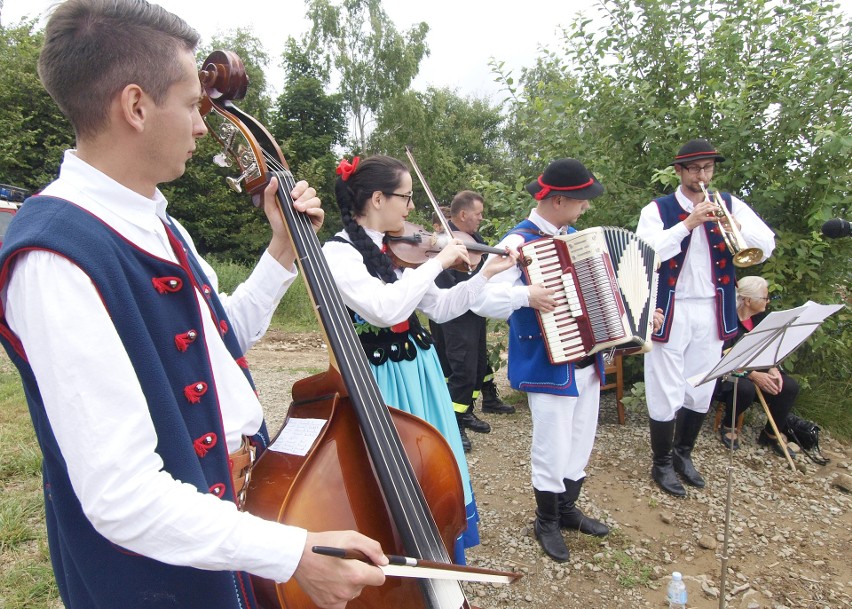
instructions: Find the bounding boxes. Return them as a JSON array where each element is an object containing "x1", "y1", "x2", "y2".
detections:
[
  {"x1": 471, "y1": 209, "x2": 551, "y2": 320},
  {"x1": 1, "y1": 151, "x2": 307, "y2": 583},
  {"x1": 636, "y1": 186, "x2": 776, "y2": 299},
  {"x1": 322, "y1": 227, "x2": 489, "y2": 325}
]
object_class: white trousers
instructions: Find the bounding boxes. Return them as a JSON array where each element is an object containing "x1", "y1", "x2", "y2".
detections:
[
  {"x1": 529, "y1": 365, "x2": 600, "y2": 493},
  {"x1": 644, "y1": 298, "x2": 723, "y2": 421}
]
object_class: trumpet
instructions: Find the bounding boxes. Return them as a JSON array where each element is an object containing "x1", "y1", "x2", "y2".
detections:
[{"x1": 698, "y1": 182, "x2": 763, "y2": 267}]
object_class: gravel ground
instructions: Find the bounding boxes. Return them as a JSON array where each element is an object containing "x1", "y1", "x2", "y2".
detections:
[{"x1": 249, "y1": 331, "x2": 852, "y2": 609}]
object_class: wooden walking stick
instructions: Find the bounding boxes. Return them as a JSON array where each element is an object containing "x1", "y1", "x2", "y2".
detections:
[{"x1": 754, "y1": 385, "x2": 797, "y2": 472}]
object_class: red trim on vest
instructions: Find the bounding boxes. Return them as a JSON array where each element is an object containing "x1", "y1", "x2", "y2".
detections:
[
  {"x1": 219, "y1": 319, "x2": 229, "y2": 335},
  {"x1": 209, "y1": 483, "x2": 226, "y2": 497},
  {"x1": 151, "y1": 276, "x2": 183, "y2": 293},
  {"x1": 193, "y1": 433, "x2": 217, "y2": 457},
  {"x1": 184, "y1": 382, "x2": 208, "y2": 404},
  {"x1": 174, "y1": 329, "x2": 198, "y2": 352},
  {"x1": 236, "y1": 356, "x2": 249, "y2": 369}
]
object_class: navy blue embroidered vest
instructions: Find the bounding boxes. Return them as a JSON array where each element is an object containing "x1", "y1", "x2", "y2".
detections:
[
  {"x1": 652, "y1": 192, "x2": 738, "y2": 342},
  {"x1": 0, "y1": 197, "x2": 267, "y2": 609},
  {"x1": 504, "y1": 219, "x2": 604, "y2": 396}
]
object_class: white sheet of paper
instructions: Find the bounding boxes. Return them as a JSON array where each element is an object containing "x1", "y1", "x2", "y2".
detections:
[
  {"x1": 691, "y1": 300, "x2": 843, "y2": 387},
  {"x1": 268, "y1": 418, "x2": 327, "y2": 456}
]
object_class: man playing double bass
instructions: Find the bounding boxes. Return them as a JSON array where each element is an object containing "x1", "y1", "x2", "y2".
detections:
[{"x1": 0, "y1": 1, "x2": 385, "y2": 608}]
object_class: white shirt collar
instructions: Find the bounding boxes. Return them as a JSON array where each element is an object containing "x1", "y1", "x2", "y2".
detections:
[
  {"x1": 529, "y1": 208, "x2": 563, "y2": 236},
  {"x1": 43, "y1": 150, "x2": 170, "y2": 230}
]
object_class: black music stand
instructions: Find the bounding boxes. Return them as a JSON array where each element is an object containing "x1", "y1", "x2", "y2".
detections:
[{"x1": 690, "y1": 300, "x2": 842, "y2": 609}]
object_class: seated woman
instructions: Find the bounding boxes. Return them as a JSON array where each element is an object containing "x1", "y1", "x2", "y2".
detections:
[
  {"x1": 321, "y1": 155, "x2": 517, "y2": 563},
  {"x1": 716, "y1": 276, "x2": 800, "y2": 457}
]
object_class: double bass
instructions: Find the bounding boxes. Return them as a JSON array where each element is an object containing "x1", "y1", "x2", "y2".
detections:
[{"x1": 199, "y1": 51, "x2": 504, "y2": 609}]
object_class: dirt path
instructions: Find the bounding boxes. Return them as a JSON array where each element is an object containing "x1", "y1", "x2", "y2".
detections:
[{"x1": 248, "y1": 330, "x2": 852, "y2": 609}]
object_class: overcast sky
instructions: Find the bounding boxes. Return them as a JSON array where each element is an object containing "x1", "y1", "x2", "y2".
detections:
[
  {"x1": 3, "y1": 0, "x2": 851, "y2": 101},
  {"x1": 0, "y1": 0, "x2": 614, "y2": 100}
]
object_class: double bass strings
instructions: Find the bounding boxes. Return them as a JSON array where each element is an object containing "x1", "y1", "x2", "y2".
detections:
[{"x1": 260, "y1": 150, "x2": 462, "y2": 592}]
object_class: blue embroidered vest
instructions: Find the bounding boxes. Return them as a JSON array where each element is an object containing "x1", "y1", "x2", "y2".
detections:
[
  {"x1": 0, "y1": 197, "x2": 267, "y2": 609},
  {"x1": 505, "y1": 219, "x2": 604, "y2": 396},
  {"x1": 652, "y1": 192, "x2": 738, "y2": 342}
]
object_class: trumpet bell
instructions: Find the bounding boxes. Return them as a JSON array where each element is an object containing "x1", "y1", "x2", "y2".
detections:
[{"x1": 732, "y1": 247, "x2": 764, "y2": 268}]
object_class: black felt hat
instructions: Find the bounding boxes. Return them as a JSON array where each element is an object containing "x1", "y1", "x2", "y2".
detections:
[
  {"x1": 670, "y1": 138, "x2": 726, "y2": 166},
  {"x1": 525, "y1": 158, "x2": 604, "y2": 201}
]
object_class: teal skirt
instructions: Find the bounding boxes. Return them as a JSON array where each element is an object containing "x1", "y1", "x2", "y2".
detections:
[{"x1": 370, "y1": 342, "x2": 480, "y2": 564}]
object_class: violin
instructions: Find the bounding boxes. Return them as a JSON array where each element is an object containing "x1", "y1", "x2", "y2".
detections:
[
  {"x1": 385, "y1": 221, "x2": 508, "y2": 272},
  {"x1": 395, "y1": 146, "x2": 510, "y2": 273},
  {"x1": 198, "y1": 50, "x2": 516, "y2": 609}
]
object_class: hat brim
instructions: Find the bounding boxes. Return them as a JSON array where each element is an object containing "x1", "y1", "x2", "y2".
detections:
[
  {"x1": 525, "y1": 175, "x2": 605, "y2": 200},
  {"x1": 670, "y1": 152, "x2": 726, "y2": 166}
]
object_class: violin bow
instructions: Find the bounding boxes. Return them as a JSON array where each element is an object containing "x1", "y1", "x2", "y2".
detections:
[
  {"x1": 404, "y1": 146, "x2": 455, "y2": 237},
  {"x1": 312, "y1": 546, "x2": 521, "y2": 584}
]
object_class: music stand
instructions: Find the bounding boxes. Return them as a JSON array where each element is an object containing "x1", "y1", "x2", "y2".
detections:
[{"x1": 689, "y1": 300, "x2": 842, "y2": 609}]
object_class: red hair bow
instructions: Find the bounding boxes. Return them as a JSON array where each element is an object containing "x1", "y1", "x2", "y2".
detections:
[{"x1": 336, "y1": 156, "x2": 360, "y2": 181}]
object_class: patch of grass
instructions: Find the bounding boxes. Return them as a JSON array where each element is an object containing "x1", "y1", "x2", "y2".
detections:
[
  {"x1": 0, "y1": 371, "x2": 59, "y2": 608},
  {"x1": 1, "y1": 546, "x2": 60, "y2": 609},
  {"x1": 207, "y1": 257, "x2": 320, "y2": 333},
  {"x1": 607, "y1": 549, "x2": 653, "y2": 588}
]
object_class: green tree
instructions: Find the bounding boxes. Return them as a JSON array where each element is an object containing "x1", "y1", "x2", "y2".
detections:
[
  {"x1": 368, "y1": 86, "x2": 508, "y2": 232},
  {"x1": 303, "y1": 0, "x2": 429, "y2": 150},
  {"x1": 268, "y1": 38, "x2": 348, "y2": 238},
  {"x1": 484, "y1": 0, "x2": 852, "y2": 427},
  {"x1": 0, "y1": 20, "x2": 74, "y2": 192}
]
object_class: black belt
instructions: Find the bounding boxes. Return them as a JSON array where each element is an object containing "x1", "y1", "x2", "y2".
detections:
[{"x1": 575, "y1": 355, "x2": 596, "y2": 369}]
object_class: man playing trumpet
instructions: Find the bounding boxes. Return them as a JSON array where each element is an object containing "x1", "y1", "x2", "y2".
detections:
[{"x1": 636, "y1": 138, "x2": 776, "y2": 497}]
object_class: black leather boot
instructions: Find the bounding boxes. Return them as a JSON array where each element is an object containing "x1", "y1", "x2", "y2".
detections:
[
  {"x1": 559, "y1": 478, "x2": 609, "y2": 536},
  {"x1": 533, "y1": 489, "x2": 570, "y2": 562},
  {"x1": 481, "y1": 381, "x2": 515, "y2": 414},
  {"x1": 456, "y1": 406, "x2": 491, "y2": 434},
  {"x1": 649, "y1": 419, "x2": 686, "y2": 497},
  {"x1": 458, "y1": 425, "x2": 472, "y2": 453},
  {"x1": 673, "y1": 409, "x2": 707, "y2": 488}
]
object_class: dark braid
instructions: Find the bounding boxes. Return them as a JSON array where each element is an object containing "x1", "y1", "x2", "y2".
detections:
[{"x1": 334, "y1": 155, "x2": 409, "y2": 284}]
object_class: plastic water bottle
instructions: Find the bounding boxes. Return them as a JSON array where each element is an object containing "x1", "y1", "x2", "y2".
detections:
[{"x1": 667, "y1": 571, "x2": 687, "y2": 609}]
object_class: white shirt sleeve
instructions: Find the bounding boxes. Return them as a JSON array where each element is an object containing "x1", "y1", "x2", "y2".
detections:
[
  {"x1": 730, "y1": 195, "x2": 776, "y2": 261},
  {"x1": 322, "y1": 240, "x2": 489, "y2": 325},
  {"x1": 3, "y1": 250, "x2": 306, "y2": 584},
  {"x1": 470, "y1": 234, "x2": 531, "y2": 320},
  {"x1": 636, "y1": 201, "x2": 691, "y2": 262}
]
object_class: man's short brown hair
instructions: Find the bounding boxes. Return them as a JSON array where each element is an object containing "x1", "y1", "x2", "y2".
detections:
[
  {"x1": 450, "y1": 190, "x2": 484, "y2": 217},
  {"x1": 38, "y1": 0, "x2": 200, "y2": 139}
]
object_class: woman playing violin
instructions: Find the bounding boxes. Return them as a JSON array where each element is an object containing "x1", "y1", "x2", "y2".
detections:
[{"x1": 322, "y1": 155, "x2": 518, "y2": 564}]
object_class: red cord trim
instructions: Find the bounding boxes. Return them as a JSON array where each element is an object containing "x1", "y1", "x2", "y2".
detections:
[
  {"x1": 174, "y1": 329, "x2": 198, "y2": 352},
  {"x1": 151, "y1": 276, "x2": 183, "y2": 293},
  {"x1": 183, "y1": 382, "x2": 208, "y2": 404},
  {"x1": 193, "y1": 432, "x2": 218, "y2": 457}
]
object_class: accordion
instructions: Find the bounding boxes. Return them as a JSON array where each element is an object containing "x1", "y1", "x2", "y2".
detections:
[{"x1": 519, "y1": 226, "x2": 660, "y2": 365}]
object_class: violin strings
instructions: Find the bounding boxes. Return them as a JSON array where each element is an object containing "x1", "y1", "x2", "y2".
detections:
[{"x1": 259, "y1": 149, "x2": 451, "y2": 566}]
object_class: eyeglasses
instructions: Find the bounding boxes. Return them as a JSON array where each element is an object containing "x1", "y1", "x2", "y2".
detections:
[
  {"x1": 753, "y1": 296, "x2": 771, "y2": 302},
  {"x1": 384, "y1": 192, "x2": 413, "y2": 204},
  {"x1": 683, "y1": 163, "x2": 715, "y2": 175}
]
